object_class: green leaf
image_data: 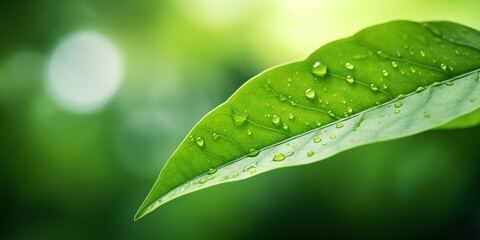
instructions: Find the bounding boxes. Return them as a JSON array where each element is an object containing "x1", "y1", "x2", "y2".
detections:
[{"x1": 135, "y1": 20, "x2": 480, "y2": 220}]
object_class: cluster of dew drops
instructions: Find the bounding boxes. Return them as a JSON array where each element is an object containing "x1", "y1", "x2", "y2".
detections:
[{"x1": 189, "y1": 25, "x2": 480, "y2": 181}]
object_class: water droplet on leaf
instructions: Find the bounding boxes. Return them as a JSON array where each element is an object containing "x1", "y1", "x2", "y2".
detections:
[
  {"x1": 346, "y1": 75, "x2": 354, "y2": 84},
  {"x1": 345, "y1": 62, "x2": 354, "y2": 70},
  {"x1": 305, "y1": 88, "x2": 316, "y2": 99},
  {"x1": 272, "y1": 115, "x2": 281, "y2": 125},
  {"x1": 273, "y1": 153, "x2": 286, "y2": 161},
  {"x1": 312, "y1": 61, "x2": 328, "y2": 77},
  {"x1": 247, "y1": 149, "x2": 260, "y2": 157},
  {"x1": 196, "y1": 137, "x2": 205, "y2": 147}
]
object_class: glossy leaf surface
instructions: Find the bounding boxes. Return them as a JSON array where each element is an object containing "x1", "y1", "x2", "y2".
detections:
[{"x1": 135, "y1": 20, "x2": 480, "y2": 220}]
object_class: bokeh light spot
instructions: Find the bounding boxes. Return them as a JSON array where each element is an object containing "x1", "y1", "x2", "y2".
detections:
[{"x1": 47, "y1": 31, "x2": 124, "y2": 113}]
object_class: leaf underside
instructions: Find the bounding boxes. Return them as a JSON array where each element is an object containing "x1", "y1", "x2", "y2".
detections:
[{"x1": 135, "y1": 20, "x2": 480, "y2": 220}]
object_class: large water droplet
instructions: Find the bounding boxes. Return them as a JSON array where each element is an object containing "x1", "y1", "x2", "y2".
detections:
[
  {"x1": 440, "y1": 63, "x2": 447, "y2": 71},
  {"x1": 336, "y1": 123, "x2": 344, "y2": 128},
  {"x1": 446, "y1": 82, "x2": 453, "y2": 86},
  {"x1": 312, "y1": 61, "x2": 328, "y2": 77},
  {"x1": 272, "y1": 115, "x2": 281, "y2": 125},
  {"x1": 207, "y1": 168, "x2": 217, "y2": 175},
  {"x1": 345, "y1": 62, "x2": 354, "y2": 70},
  {"x1": 330, "y1": 135, "x2": 336, "y2": 139},
  {"x1": 392, "y1": 61, "x2": 398, "y2": 68},
  {"x1": 347, "y1": 107, "x2": 353, "y2": 114},
  {"x1": 307, "y1": 151, "x2": 315, "y2": 157},
  {"x1": 247, "y1": 129, "x2": 252, "y2": 135},
  {"x1": 283, "y1": 123, "x2": 289, "y2": 130},
  {"x1": 273, "y1": 153, "x2": 286, "y2": 161},
  {"x1": 394, "y1": 109, "x2": 400, "y2": 114},
  {"x1": 415, "y1": 86, "x2": 425, "y2": 92},
  {"x1": 247, "y1": 149, "x2": 260, "y2": 157},
  {"x1": 394, "y1": 102, "x2": 403, "y2": 108},
  {"x1": 305, "y1": 88, "x2": 316, "y2": 99},
  {"x1": 232, "y1": 112, "x2": 248, "y2": 126},
  {"x1": 288, "y1": 113, "x2": 295, "y2": 120},
  {"x1": 370, "y1": 84, "x2": 378, "y2": 91},
  {"x1": 196, "y1": 137, "x2": 205, "y2": 147},
  {"x1": 212, "y1": 133, "x2": 219, "y2": 140},
  {"x1": 474, "y1": 75, "x2": 479, "y2": 81},
  {"x1": 313, "y1": 137, "x2": 321, "y2": 143},
  {"x1": 346, "y1": 75, "x2": 354, "y2": 84},
  {"x1": 382, "y1": 70, "x2": 389, "y2": 77},
  {"x1": 410, "y1": 67, "x2": 416, "y2": 73}
]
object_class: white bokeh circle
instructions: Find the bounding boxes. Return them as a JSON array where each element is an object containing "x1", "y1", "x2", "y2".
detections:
[{"x1": 47, "y1": 31, "x2": 124, "y2": 113}]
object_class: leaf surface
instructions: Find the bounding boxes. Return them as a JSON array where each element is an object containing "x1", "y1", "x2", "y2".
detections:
[{"x1": 135, "y1": 20, "x2": 480, "y2": 220}]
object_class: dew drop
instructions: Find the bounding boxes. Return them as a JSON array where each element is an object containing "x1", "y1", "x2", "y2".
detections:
[
  {"x1": 196, "y1": 137, "x2": 205, "y2": 147},
  {"x1": 346, "y1": 75, "x2": 355, "y2": 84},
  {"x1": 345, "y1": 62, "x2": 354, "y2": 70},
  {"x1": 394, "y1": 102, "x2": 403, "y2": 108},
  {"x1": 247, "y1": 149, "x2": 260, "y2": 157},
  {"x1": 446, "y1": 82, "x2": 453, "y2": 86},
  {"x1": 244, "y1": 163, "x2": 257, "y2": 172},
  {"x1": 424, "y1": 114, "x2": 431, "y2": 118},
  {"x1": 305, "y1": 88, "x2": 316, "y2": 99},
  {"x1": 328, "y1": 111, "x2": 336, "y2": 117},
  {"x1": 283, "y1": 123, "x2": 289, "y2": 130},
  {"x1": 392, "y1": 61, "x2": 398, "y2": 68},
  {"x1": 233, "y1": 172, "x2": 239, "y2": 177},
  {"x1": 336, "y1": 123, "x2": 344, "y2": 128},
  {"x1": 470, "y1": 98, "x2": 476, "y2": 102},
  {"x1": 440, "y1": 63, "x2": 447, "y2": 71},
  {"x1": 288, "y1": 113, "x2": 295, "y2": 120},
  {"x1": 432, "y1": 82, "x2": 443, "y2": 87},
  {"x1": 475, "y1": 75, "x2": 479, "y2": 81},
  {"x1": 370, "y1": 84, "x2": 378, "y2": 91},
  {"x1": 313, "y1": 137, "x2": 322, "y2": 143},
  {"x1": 420, "y1": 51, "x2": 426, "y2": 57},
  {"x1": 396, "y1": 51, "x2": 402, "y2": 57},
  {"x1": 330, "y1": 135, "x2": 336, "y2": 139},
  {"x1": 347, "y1": 107, "x2": 353, "y2": 114},
  {"x1": 394, "y1": 109, "x2": 400, "y2": 114},
  {"x1": 232, "y1": 112, "x2": 248, "y2": 126},
  {"x1": 212, "y1": 133, "x2": 219, "y2": 140},
  {"x1": 312, "y1": 61, "x2": 328, "y2": 77},
  {"x1": 273, "y1": 153, "x2": 286, "y2": 161},
  {"x1": 415, "y1": 86, "x2": 425, "y2": 92},
  {"x1": 207, "y1": 168, "x2": 217, "y2": 175},
  {"x1": 313, "y1": 120, "x2": 321, "y2": 127},
  {"x1": 410, "y1": 67, "x2": 416, "y2": 73},
  {"x1": 247, "y1": 129, "x2": 252, "y2": 135},
  {"x1": 455, "y1": 49, "x2": 460, "y2": 55},
  {"x1": 307, "y1": 151, "x2": 315, "y2": 157},
  {"x1": 382, "y1": 70, "x2": 389, "y2": 77},
  {"x1": 272, "y1": 115, "x2": 281, "y2": 125}
]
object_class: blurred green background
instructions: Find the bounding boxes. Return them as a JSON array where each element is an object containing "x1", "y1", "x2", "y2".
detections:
[{"x1": 1, "y1": 0, "x2": 480, "y2": 239}]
